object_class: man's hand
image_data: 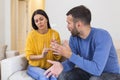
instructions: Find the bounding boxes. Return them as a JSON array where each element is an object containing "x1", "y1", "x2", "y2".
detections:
[
  {"x1": 44, "y1": 60, "x2": 63, "y2": 78},
  {"x1": 50, "y1": 40, "x2": 72, "y2": 58}
]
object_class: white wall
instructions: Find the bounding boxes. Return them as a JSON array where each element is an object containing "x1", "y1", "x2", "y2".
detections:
[
  {"x1": 45, "y1": 0, "x2": 120, "y2": 40},
  {"x1": 0, "y1": 0, "x2": 11, "y2": 49},
  {"x1": 4, "y1": 0, "x2": 11, "y2": 49},
  {"x1": 0, "y1": 0, "x2": 5, "y2": 45},
  {"x1": 1, "y1": 0, "x2": 120, "y2": 50}
]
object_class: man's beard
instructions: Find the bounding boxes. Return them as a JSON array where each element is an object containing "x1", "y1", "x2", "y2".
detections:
[{"x1": 71, "y1": 26, "x2": 79, "y2": 36}]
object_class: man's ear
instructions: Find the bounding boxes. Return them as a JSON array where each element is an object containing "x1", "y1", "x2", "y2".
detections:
[{"x1": 76, "y1": 21, "x2": 82, "y2": 28}]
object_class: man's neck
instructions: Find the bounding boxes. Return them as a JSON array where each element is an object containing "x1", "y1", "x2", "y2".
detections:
[{"x1": 79, "y1": 25, "x2": 91, "y2": 39}]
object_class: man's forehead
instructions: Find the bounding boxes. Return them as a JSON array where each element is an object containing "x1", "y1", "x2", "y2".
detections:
[{"x1": 67, "y1": 15, "x2": 73, "y2": 21}]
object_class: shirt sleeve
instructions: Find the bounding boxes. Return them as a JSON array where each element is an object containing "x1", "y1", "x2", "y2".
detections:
[
  {"x1": 25, "y1": 33, "x2": 35, "y2": 61},
  {"x1": 62, "y1": 59, "x2": 75, "y2": 72},
  {"x1": 69, "y1": 31, "x2": 113, "y2": 76}
]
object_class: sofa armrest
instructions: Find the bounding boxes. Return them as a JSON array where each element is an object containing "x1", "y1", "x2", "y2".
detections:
[
  {"x1": 1, "y1": 54, "x2": 28, "y2": 80},
  {"x1": 6, "y1": 50, "x2": 19, "y2": 58}
]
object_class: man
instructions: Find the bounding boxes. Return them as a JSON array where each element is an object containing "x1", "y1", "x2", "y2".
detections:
[{"x1": 44, "y1": 5, "x2": 120, "y2": 80}]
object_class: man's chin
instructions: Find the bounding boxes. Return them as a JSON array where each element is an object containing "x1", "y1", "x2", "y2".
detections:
[
  {"x1": 71, "y1": 34, "x2": 77, "y2": 37},
  {"x1": 71, "y1": 33, "x2": 79, "y2": 37}
]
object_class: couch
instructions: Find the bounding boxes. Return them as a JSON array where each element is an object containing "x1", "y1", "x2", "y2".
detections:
[
  {"x1": 0, "y1": 50, "x2": 19, "y2": 80},
  {"x1": 1, "y1": 40, "x2": 120, "y2": 80},
  {"x1": 1, "y1": 54, "x2": 33, "y2": 80},
  {"x1": 0, "y1": 44, "x2": 19, "y2": 80}
]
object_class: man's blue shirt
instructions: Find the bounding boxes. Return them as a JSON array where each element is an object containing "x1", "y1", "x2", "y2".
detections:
[{"x1": 62, "y1": 27, "x2": 119, "y2": 76}]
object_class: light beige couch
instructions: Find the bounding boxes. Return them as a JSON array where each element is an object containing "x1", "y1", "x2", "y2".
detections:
[
  {"x1": 1, "y1": 40, "x2": 120, "y2": 80},
  {"x1": 0, "y1": 50, "x2": 19, "y2": 80},
  {"x1": 1, "y1": 54, "x2": 33, "y2": 80}
]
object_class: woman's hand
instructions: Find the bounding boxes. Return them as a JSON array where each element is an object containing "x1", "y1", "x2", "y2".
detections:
[
  {"x1": 41, "y1": 48, "x2": 50, "y2": 58},
  {"x1": 29, "y1": 48, "x2": 50, "y2": 60}
]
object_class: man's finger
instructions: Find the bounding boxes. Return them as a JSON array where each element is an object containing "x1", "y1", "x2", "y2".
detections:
[
  {"x1": 52, "y1": 74, "x2": 58, "y2": 78},
  {"x1": 46, "y1": 71, "x2": 53, "y2": 78},
  {"x1": 53, "y1": 52, "x2": 61, "y2": 55},
  {"x1": 63, "y1": 40, "x2": 69, "y2": 47},
  {"x1": 51, "y1": 42, "x2": 60, "y2": 49},
  {"x1": 47, "y1": 60, "x2": 56, "y2": 64},
  {"x1": 50, "y1": 48, "x2": 59, "y2": 53},
  {"x1": 44, "y1": 68, "x2": 51, "y2": 76}
]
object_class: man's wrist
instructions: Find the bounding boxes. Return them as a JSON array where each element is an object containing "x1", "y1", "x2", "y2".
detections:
[{"x1": 66, "y1": 52, "x2": 72, "y2": 58}]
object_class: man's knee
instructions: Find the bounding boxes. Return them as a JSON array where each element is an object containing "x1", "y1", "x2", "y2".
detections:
[
  {"x1": 89, "y1": 73, "x2": 120, "y2": 80},
  {"x1": 58, "y1": 68, "x2": 90, "y2": 80},
  {"x1": 89, "y1": 76, "x2": 103, "y2": 80},
  {"x1": 58, "y1": 72, "x2": 67, "y2": 80}
]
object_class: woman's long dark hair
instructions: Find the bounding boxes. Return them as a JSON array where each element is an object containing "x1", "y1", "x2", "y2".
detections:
[{"x1": 31, "y1": 9, "x2": 51, "y2": 30}]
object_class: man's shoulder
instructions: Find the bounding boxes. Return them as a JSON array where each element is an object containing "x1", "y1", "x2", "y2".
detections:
[
  {"x1": 92, "y1": 27, "x2": 112, "y2": 42},
  {"x1": 92, "y1": 27, "x2": 107, "y2": 32},
  {"x1": 92, "y1": 27, "x2": 110, "y2": 36}
]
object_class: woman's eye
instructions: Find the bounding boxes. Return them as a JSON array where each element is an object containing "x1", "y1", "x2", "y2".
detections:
[
  {"x1": 39, "y1": 18, "x2": 43, "y2": 21},
  {"x1": 35, "y1": 19, "x2": 38, "y2": 23}
]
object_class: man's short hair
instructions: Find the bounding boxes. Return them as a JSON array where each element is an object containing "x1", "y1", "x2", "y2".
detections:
[{"x1": 66, "y1": 5, "x2": 91, "y2": 25}]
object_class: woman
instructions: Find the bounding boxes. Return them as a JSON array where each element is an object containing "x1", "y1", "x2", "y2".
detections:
[{"x1": 25, "y1": 9, "x2": 62, "y2": 80}]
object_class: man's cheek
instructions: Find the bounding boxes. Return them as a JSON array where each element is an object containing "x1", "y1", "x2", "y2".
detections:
[{"x1": 67, "y1": 27, "x2": 71, "y2": 31}]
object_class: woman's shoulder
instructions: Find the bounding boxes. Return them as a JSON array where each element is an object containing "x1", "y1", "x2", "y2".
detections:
[
  {"x1": 49, "y1": 29, "x2": 59, "y2": 34},
  {"x1": 28, "y1": 29, "x2": 36, "y2": 34},
  {"x1": 27, "y1": 30, "x2": 37, "y2": 38}
]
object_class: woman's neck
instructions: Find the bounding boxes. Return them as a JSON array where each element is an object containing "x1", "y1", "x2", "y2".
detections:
[{"x1": 37, "y1": 28, "x2": 49, "y2": 34}]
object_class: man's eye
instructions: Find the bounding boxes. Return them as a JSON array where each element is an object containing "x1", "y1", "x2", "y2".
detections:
[{"x1": 68, "y1": 23, "x2": 70, "y2": 24}]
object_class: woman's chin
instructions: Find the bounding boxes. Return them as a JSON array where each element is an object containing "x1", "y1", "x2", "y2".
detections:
[{"x1": 38, "y1": 27, "x2": 44, "y2": 30}]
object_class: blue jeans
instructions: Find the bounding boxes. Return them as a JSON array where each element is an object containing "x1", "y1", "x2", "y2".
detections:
[{"x1": 27, "y1": 66, "x2": 57, "y2": 80}]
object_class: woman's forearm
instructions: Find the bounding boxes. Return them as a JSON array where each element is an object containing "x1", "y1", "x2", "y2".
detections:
[{"x1": 29, "y1": 54, "x2": 44, "y2": 60}]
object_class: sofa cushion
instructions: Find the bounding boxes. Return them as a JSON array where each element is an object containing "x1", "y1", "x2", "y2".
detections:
[
  {"x1": 0, "y1": 45, "x2": 7, "y2": 60},
  {"x1": 6, "y1": 50, "x2": 19, "y2": 58},
  {"x1": 9, "y1": 70, "x2": 34, "y2": 80},
  {"x1": 116, "y1": 49, "x2": 120, "y2": 64},
  {"x1": 0, "y1": 45, "x2": 7, "y2": 79}
]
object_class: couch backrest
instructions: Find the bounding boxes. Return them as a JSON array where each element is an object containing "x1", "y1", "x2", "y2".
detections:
[{"x1": 113, "y1": 40, "x2": 120, "y2": 63}]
